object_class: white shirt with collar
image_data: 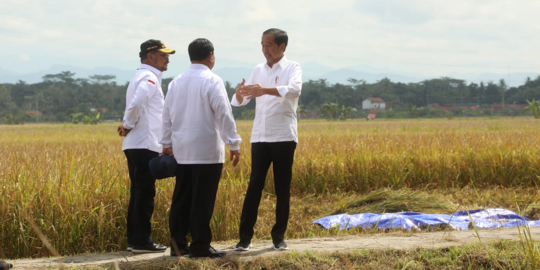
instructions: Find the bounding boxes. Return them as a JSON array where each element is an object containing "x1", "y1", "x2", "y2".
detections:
[
  {"x1": 160, "y1": 64, "x2": 242, "y2": 164},
  {"x1": 231, "y1": 56, "x2": 302, "y2": 143},
  {"x1": 122, "y1": 64, "x2": 164, "y2": 153}
]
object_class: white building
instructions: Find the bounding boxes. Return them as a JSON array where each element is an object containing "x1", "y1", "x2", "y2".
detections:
[{"x1": 362, "y1": 98, "x2": 386, "y2": 110}]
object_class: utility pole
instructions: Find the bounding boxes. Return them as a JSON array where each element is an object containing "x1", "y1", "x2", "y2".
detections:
[
  {"x1": 424, "y1": 81, "x2": 430, "y2": 107},
  {"x1": 35, "y1": 94, "x2": 39, "y2": 122},
  {"x1": 502, "y1": 90, "x2": 505, "y2": 109},
  {"x1": 499, "y1": 79, "x2": 507, "y2": 110}
]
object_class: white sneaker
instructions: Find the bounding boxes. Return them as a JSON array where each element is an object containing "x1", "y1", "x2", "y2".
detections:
[
  {"x1": 272, "y1": 241, "x2": 288, "y2": 250},
  {"x1": 235, "y1": 242, "x2": 252, "y2": 251}
]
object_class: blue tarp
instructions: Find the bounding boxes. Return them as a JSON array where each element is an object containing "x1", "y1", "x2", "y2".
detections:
[{"x1": 312, "y1": 208, "x2": 540, "y2": 231}]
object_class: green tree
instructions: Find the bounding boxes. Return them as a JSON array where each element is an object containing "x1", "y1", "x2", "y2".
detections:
[
  {"x1": 297, "y1": 104, "x2": 307, "y2": 120},
  {"x1": 408, "y1": 105, "x2": 420, "y2": 118},
  {"x1": 524, "y1": 99, "x2": 540, "y2": 119},
  {"x1": 348, "y1": 78, "x2": 368, "y2": 103},
  {"x1": 339, "y1": 105, "x2": 355, "y2": 121},
  {"x1": 89, "y1": 75, "x2": 116, "y2": 84},
  {"x1": 71, "y1": 113, "x2": 83, "y2": 124},
  {"x1": 318, "y1": 102, "x2": 340, "y2": 120},
  {"x1": 499, "y1": 79, "x2": 507, "y2": 108},
  {"x1": 0, "y1": 85, "x2": 15, "y2": 117}
]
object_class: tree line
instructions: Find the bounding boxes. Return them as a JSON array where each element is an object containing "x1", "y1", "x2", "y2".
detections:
[{"x1": 1, "y1": 71, "x2": 540, "y2": 124}]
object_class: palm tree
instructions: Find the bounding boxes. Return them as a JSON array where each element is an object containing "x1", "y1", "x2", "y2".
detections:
[
  {"x1": 297, "y1": 104, "x2": 307, "y2": 120},
  {"x1": 499, "y1": 79, "x2": 507, "y2": 109},
  {"x1": 318, "y1": 102, "x2": 340, "y2": 120},
  {"x1": 339, "y1": 105, "x2": 355, "y2": 121},
  {"x1": 524, "y1": 99, "x2": 540, "y2": 119}
]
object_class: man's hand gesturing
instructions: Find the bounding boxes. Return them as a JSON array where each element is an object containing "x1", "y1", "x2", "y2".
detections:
[
  {"x1": 242, "y1": 84, "x2": 265, "y2": 98},
  {"x1": 235, "y1": 78, "x2": 246, "y2": 103}
]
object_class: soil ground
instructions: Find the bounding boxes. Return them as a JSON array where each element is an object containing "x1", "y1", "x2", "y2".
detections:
[{"x1": 7, "y1": 226, "x2": 540, "y2": 269}]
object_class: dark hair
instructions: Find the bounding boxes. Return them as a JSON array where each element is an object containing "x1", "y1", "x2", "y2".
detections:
[
  {"x1": 188, "y1": 38, "x2": 214, "y2": 61},
  {"x1": 140, "y1": 51, "x2": 155, "y2": 63},
  {"x1": 263, "y1": 28, "x2": 288, "y2": 51}
]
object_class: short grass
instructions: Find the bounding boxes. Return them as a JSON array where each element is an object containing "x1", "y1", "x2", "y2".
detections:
[
  {"x1": 1, "y1": 118, "x2": 540, "y2": 262},
  {"x1": 89, "y1": 239, "x2": 539, "y2": 270}
]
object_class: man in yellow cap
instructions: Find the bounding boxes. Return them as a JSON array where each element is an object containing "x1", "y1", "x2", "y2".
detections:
[{"x1": 117, "y1": 39, "x2": 175, "y2": 253}]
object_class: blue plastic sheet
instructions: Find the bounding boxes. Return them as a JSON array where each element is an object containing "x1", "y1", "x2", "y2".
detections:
[{"x1": 312, "y1": 208, "x2": 540, "y2": 231}]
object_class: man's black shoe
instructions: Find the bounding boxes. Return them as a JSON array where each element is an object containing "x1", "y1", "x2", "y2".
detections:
[
  {"x1": 0, "y1": 260, "x2": 13, "y2": 269},
  {"x1": 189, "y1": 246, "x2": 226, "y2": 258},
  {"x1": 170, "y1": 245, "x2": 190, "y2": 256},
  {"x1": 132, "y1": 242, "x2": 167, "y2": 253}
]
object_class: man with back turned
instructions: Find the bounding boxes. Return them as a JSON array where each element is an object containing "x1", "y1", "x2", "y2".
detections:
[{"x1": 161, "y1": 38, "x2": 242, "y2": 258}]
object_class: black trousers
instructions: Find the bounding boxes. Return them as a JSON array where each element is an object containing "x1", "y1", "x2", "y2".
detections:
[
  {"x1": 239, "y1": 141, "x2": 297, "y2": 245},
  {"x1": 124, "y1": 149, "x2": 159, "y2": 245},
  {"x1": 169, "y1": 163, "x2": 223, "y2": 254}
]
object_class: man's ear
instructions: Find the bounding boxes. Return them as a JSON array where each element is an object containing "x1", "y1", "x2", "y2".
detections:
[{"x1": 280, "y1": 43, "x2": 286, "y2": 53}]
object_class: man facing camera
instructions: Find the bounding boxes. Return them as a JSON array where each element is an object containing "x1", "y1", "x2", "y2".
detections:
[
  {"x1": 232, "y1": 28, "x2": 302, "y2": 251},
  {"x1": 118, "y1": 39, "x2": 175, "y2": 253},
  {"x1": 161, "y1": 38, "x2": 242, "y2": 258}
]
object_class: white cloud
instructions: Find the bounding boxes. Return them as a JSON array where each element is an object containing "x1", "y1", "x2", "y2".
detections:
[
  {"x1": 0, "y1": 0, "x2": 538, "y2": 77},
  {"x1": 20, "y1": 54, "x2": 31, "y2": 61}
]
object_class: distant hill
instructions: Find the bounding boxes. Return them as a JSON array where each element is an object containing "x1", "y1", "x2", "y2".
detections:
[
  {"x1": 0, "y1": 65, "x2": 137, "y2": 85},
  {"x1": 0, "y1": 63, "x2": 537, "y2": 88}
]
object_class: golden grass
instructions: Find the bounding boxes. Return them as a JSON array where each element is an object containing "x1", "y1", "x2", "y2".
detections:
[
  {"x1": 1, "y1": 118, "x2": 540, "y2": 259},
  {"x1": 332, "y1": 188, "x2": 457, "y2": 215}
]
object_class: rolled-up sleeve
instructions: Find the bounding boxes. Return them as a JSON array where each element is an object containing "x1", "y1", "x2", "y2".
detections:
[
  {"x1": 276, "y1": 64, "x2": 302, "y2": 99},
  {"x1": 123, "y1": 77, "x2": 154, "y2": 129},
  {"x1": 231, "y1": 93, "x2": 250, "y2": 107},
  {"x1": 231, "y1": 72, "x2": 254, "y2": 107},
  {"x1": 211, "y1": 80, "x2": 242, "y2": 150}
]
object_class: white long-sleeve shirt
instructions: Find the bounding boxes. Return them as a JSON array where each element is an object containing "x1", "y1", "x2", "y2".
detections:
[
  {"x1": 122, "y1": 64, "x2": 164, "y2": 153},
  {"x1": 231, "y1": 56, "x2": 302, "y2": 143},
  {"x1": 160, "y1": 64, "x2": 242, "y2": 164}
]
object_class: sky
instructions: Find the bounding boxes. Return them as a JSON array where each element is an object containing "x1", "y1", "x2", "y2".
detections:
[{"x1": 1, "y1": 0, "x2": 539, "y2": 83}]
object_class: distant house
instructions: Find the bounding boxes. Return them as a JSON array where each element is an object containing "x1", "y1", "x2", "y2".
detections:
[
  {"x1": 90, "y1": 108, "x2": 108, "y2": 113},
  {"x1": 491, "y1": 104, "x2": 527, "y2": 111},
  {"x1": 305, "y1": 110, "x2": 319, "y2": 119},
  {"x1": 429, "y1": 103, "x2": 448, "y2": 112},
  {"x1": 447, "y1": 103, "x2": 479, "y2": 112},
  {"x1": 429, "y1": 103, "x2": 479, "y2": 112},
  {"x1": 362, "y1": 98, "x2": 386, "y2": 110},
  {"x1": 26, "y1": 111, "x2": 43, "y2": 116}
]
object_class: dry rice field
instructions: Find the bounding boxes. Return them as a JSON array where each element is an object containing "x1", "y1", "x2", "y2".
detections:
[{"x1": 1, "y1": 118, "x2": 540, "y2": 260}]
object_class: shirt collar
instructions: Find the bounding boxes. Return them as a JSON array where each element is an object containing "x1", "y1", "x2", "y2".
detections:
[
  {"x1": 190, "y1": 63, "x2": 211, "y2": 70},
  {"x1": 266, "y1": 55, "x2": 289, "y2": 70},
  {"x1": 138, "y1": 64, "x2": 162, "y2": 76}
]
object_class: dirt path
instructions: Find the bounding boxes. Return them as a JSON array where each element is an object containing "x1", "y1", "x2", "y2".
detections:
[{"x1": 7, "y1": 226, "x2": 540, "y2": 269}]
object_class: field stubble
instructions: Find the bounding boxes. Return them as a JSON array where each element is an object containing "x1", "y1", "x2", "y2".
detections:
[{"x1": 1, "y1": 118, "x2": 540, "y2": 259}]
